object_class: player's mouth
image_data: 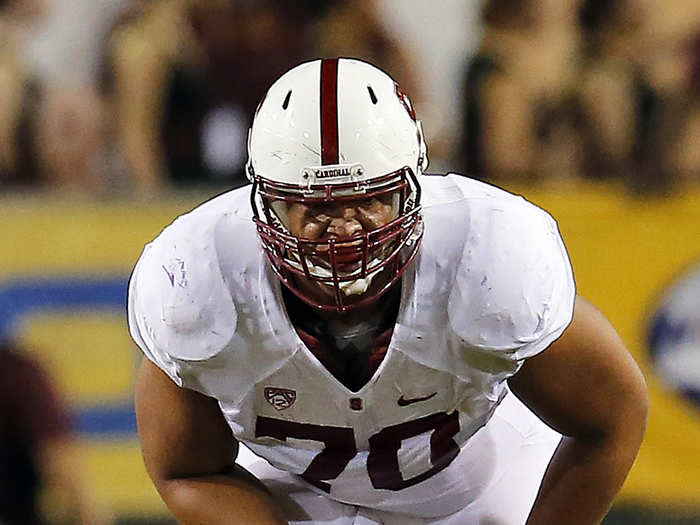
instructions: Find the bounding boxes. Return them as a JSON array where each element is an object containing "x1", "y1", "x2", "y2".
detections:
[
  {"x1": 334, "y1": 250, "x2": 363, "y2": 263},
  {"x1": 314, "y1": 237, "x2": 364, "y2": 262},
  {"x1": 300, "y1": 233, "x2": 393, "y2": 276},
  {"x1": 306, "y1": 252, "x2": 362, "y2": 273}
]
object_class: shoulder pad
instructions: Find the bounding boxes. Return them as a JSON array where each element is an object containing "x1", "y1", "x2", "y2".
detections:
[
  {"x1": 448, "y1": 194, "x2": 575, "y2": 359},
  {"x1": 129, "y1": 212, "x2": 237, "y2": 361}
]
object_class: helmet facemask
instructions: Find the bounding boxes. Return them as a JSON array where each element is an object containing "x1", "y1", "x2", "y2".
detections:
[{"x1": 251, "y1": 166, "x2": 423, "y2": 311}]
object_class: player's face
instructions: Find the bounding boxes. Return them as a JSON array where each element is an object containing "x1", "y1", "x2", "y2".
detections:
[
  {"x1": 285, "y1": 193, "x2": 397, "y2": 277},
  {"x1": 286, "y1": 195, "x2": 396, "y2": 242}
]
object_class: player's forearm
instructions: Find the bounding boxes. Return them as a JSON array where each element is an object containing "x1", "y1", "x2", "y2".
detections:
[
  {"x1": 156, "y1": 467, "x2": 288, "y2": 525},
  {"x1": 526, "y1": 423, "x2": 645, "y2": 525}
]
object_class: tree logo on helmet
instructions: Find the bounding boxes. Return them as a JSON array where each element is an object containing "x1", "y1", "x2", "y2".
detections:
[{"x1": 395, "y1": 83, "x2": 417, "y2": 121}]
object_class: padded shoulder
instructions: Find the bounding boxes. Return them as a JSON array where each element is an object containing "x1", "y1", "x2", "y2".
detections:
[
  {"x1": 447, "y1": 178, "x2": 575, "y2": 361},
  {"x1": 128, "y1": 204, "x2": 239, "y2": 364}
]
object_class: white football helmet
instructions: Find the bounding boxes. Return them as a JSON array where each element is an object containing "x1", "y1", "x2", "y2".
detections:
[{"x1": 247, "y1": 58, "x2": 428, "y2": 311}]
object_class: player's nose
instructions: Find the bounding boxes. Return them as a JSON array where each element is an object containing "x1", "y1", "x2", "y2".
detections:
[{"x1": 328, "y1": 217, "x2": 363, "y2": 238}]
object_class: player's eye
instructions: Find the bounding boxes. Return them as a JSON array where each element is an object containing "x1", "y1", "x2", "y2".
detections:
[
  {"x1": 301, "y1": 212, "x2": 332, "y2": 238},
  {"x1": 357, "y1": 198, "x2": 394, "y2": 230}
]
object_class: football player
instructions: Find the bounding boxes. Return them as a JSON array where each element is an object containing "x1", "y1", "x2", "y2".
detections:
[{"x1": 128, "y1": 58, "x2": 648, "y2": 524}]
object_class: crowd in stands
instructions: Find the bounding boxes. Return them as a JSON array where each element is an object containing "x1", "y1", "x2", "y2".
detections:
[
  {"x1": 0, "y1": 0, "x2": 422, "y2": 196},
  {"x1": 1, "y1": 0, "x2": 698, "y2": 197},
  {"x1": 460, "y1": 0, "x2": 700, "y2": 194}
]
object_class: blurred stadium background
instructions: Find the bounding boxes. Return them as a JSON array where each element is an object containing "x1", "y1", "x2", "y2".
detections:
[{"x1": 1, "y1": 0, "x2": 699, "y2": 523}]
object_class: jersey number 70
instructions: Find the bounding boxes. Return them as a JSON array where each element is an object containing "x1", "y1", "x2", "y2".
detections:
[{"x1": 255, "y1": 411, "x2": 460, "y2": 492}]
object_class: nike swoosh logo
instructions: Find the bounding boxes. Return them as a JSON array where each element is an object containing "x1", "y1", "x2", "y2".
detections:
[{"x1": 397, "y1": 392, "x2": 437, "y2": 406}]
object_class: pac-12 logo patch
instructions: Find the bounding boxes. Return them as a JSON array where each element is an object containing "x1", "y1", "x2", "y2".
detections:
[
  {"x1": 648, "y1": 261, "x2": 700, "y2": 410},
  {"x1": 264, "y1": 387, "x2": 297, "y2": 411}
]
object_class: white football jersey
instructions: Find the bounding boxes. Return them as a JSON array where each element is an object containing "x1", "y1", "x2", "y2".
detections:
[{"x1": 128, "y1": 174, "x2": 575, "y2": 516}]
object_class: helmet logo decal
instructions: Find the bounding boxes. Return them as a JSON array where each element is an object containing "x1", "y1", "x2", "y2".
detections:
[
  {"x1": 320, "y1": 58, "x2": 339, "y2": 165},
  {"x1": 395, "y1": 83, "x2": 417, "y2": 122}
]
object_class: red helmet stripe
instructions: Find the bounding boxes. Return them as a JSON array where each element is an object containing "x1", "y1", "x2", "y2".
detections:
[{"x1": 320, "y1": 58, "x2": 339, "y2": 165}]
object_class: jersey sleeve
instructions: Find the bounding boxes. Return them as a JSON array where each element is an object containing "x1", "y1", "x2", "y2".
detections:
[
  {"x1": 127, "y1": 214, "x2": 238, "y2": 386},
  {"x1": 447, "y1": 191, "x2": 575, "y2": 370}
]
